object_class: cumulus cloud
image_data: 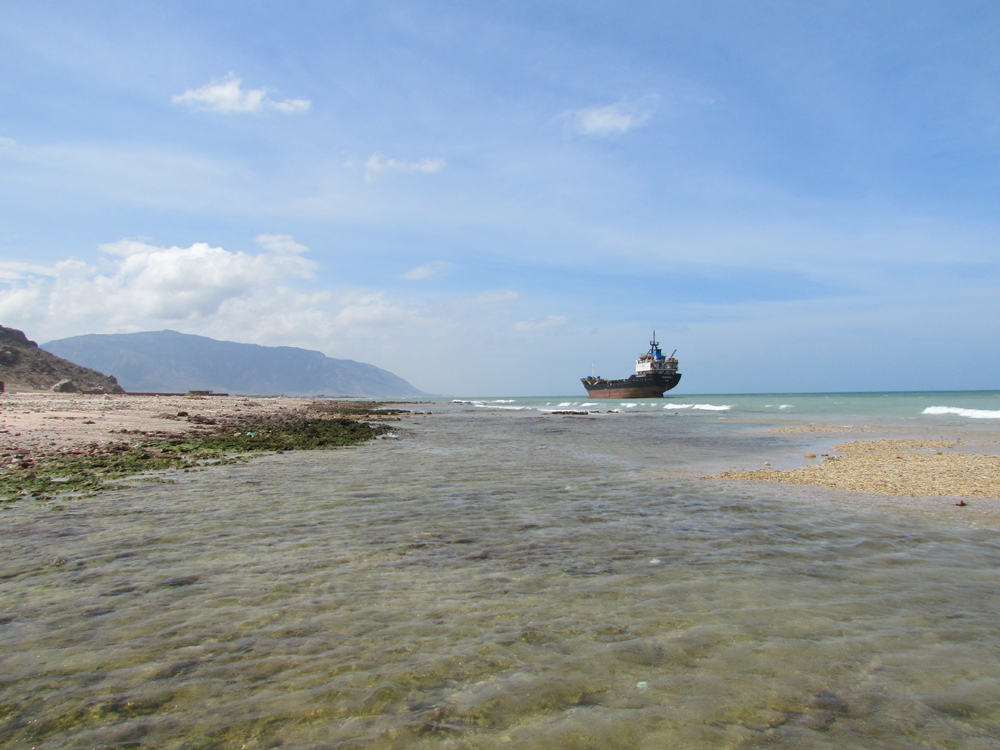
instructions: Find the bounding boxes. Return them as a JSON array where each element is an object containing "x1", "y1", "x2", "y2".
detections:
[
  {"x1": 512, "y1": 315, "x2": 568, "y2": 331},
  {"x1": 0, "y1": 236, "x2": 425, "y2": 364},
  {"x1": 0, "y1": 237, "x2": 317, "y2": 334},
  {"x1": 401, "y1": 261, "x2": 451, "y2": 280},
  {"x1": 365, "y1": 152, "x2": 444, "y2": 182},
  {"x1": 172, "y1": 74, "x2": 310, "y2": 114},
  {"x1": 573, "y1": 100, "x2": 653, "y2": 136}
]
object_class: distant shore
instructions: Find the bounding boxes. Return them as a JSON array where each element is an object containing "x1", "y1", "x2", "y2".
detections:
[{"x1": 0, "y1": 392, "x2": 404, "y2": 502}]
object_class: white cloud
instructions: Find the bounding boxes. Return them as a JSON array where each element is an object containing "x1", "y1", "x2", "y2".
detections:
[
  {"x1": 0, "y1": 238, "x2": 317, "y2": 333},
  {"x1": 512, "y1": 315, "x2": 568, "y2": 331},
  {"x1": 172, "y1": 74, "x2": 310, "y2": 114},
  {"x1": 0, "y1": 237, "x2": 423, "y2": 368},
  {"x1": 0, "y1": 136, "x2": 15, "y2": 151},
  {"x1": 573, "y1": 100, "x2": 653, "y2": 137},
  {"x1": 365, "y1": 152, "x2": 444, "y2": 182},
  {"x1": 0, "y1": 261, "x2": 55, "y2": 281},
  {"x1": 401, "y1": 261, "x2": 451, "y2": 280},
  {"x1": 332, "y1": 290, "x2": 407, "y2": 327},
  {"x1": 255, "y1": 233, "x2": 309, "y2": 255}
]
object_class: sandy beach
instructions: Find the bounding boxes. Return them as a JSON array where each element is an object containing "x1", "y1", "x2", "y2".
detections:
[
  {"x1": 0, "y1": 392, "x2": 404, "y2": 501},
  {"x1": 0, "y1": 392, "x2": 313, "y2": 453}
]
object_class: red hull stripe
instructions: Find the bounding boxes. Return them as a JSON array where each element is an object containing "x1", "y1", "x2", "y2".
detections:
[{"x1": 585, "y1": 387, "x2": 666, "y2": 398}]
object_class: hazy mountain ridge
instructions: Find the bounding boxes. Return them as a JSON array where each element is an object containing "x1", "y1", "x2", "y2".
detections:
[
  {"x1": 42, "y1": 330, "x2": 428, "y2": 397},
  {"x1": 0, "y1": 326, "x2": 125, "y2": 392}
]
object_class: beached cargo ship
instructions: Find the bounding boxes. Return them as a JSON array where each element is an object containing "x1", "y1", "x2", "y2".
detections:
[{"x1": 581, "y1": 334, "x2": 681, "y2": 398}]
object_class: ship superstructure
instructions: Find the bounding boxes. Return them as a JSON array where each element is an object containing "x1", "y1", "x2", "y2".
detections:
[{"x1": 581, "y1": 333, "x2": 681, "y2": 398}]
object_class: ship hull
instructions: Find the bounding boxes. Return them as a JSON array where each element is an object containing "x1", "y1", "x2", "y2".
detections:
[{"x1": 581, "y1": 373, "x2": 681, "y2": 399}]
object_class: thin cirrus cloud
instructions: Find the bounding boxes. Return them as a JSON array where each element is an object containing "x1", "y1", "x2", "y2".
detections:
[
  {"x1": 254, "y1": 233, "x2": 310, "y2": 255},
  {"x1": 572, "y1": 100, "x2": 653, "y2": 137},
  {"x1": 401, "y1": 261, "x2": 452, "y2": 280},
  {"x1": 513, "y1": 315, "x2": 568, "y2": 331},
  {"x1": 364, "y1": 152, "x2": 444, "y2": 182},
  {"x1": 172, "y1": 73, "x2": 311, "y2": 114}
]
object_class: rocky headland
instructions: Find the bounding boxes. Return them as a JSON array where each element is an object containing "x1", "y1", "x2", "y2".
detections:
[{"x1": 0, "y1": 326, "x2": 124, "y2": 393}]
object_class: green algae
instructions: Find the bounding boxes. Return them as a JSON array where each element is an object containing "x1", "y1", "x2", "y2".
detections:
[{"x1": 0, "y1": 415, "x2": 391, "y2": 504}]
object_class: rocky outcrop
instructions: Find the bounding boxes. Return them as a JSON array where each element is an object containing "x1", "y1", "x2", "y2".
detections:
[{"x1": 0, "y1": 326, "x2": 125, "y2": 393}]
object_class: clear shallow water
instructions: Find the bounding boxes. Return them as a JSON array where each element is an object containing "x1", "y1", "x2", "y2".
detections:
[{"x1": 3, "y1": 400, "x2": 1000, "y2": 749}]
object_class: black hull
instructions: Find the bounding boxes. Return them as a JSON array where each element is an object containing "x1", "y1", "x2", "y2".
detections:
[{"x1": 581, "y1": 372, "x2": 681, "y2": 399}]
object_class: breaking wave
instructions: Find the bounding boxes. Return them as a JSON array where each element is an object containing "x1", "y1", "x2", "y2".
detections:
[
  {"x1": 666, "y1": 404, "x2": 733, "y2": 411},
  {"x1": 922, "y1": 406, "x2": 1000, "y2": 420}
]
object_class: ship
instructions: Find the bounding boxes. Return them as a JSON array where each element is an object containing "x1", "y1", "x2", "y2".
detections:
[{"x1": 581, "y1": 333, "x2": 681, "y2": 398}]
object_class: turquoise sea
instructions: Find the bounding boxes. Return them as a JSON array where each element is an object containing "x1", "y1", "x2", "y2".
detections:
[
  {"x1": 2, "y1": 391, "x2": 1000, "y2": 749},
  {"x1": 447, "y1": 390, "x2": 1000, "y2": 425}
]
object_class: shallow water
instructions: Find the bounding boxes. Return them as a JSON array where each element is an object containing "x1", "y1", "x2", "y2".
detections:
[{"x1": 3, "y1": 406, "x2": 1000, "y2": 749}]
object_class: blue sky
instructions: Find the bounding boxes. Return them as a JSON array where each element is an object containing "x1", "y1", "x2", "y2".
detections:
[{"x1": 2, "y1": 1, "x2": 999, "y2": 395}]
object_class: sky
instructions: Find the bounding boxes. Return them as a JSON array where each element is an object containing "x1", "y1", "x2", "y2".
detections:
[{"x1": 1, "y1": 1, "x2": 999, "y2": 396}]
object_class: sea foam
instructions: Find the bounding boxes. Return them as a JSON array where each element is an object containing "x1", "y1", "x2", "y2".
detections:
[
  {"x1": 667, "y1": 404, "x2": 733, "y2": 411},
  {"x1": 922, "y1": 406, "x2": 1000, "y2": 419}
]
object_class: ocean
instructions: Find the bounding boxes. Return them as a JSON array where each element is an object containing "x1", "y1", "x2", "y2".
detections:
[{"x1": 3, "y1": 391, "x2": 1000, "y2": 749}]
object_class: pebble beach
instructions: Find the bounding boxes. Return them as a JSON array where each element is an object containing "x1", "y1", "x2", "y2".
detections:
[{"x1": 719, "y1": 437, "x2": 1000, "y2": 502}]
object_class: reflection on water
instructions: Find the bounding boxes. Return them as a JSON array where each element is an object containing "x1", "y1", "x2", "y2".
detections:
[{"x1": 2, "y1": 409, "x2": 1000, "y2": 749}]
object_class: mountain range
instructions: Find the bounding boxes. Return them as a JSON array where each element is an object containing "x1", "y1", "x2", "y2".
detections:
[{"x1": 42, "y1": 330, "x2": 427, "y2": 397}]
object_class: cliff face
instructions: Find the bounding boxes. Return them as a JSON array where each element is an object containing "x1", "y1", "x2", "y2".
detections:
[{"x1": 0, "y1": 326, "x2": 125, "y2": 393}]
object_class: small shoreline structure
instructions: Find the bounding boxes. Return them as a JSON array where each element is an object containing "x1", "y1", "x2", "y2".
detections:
[{"x1": 0, "y1": 393, "x2": 409, "y2": 504}]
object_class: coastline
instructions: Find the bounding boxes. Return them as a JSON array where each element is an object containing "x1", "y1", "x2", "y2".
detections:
[
  {"x1": 4, "y1": 391, "x2": 1000, "y2": 511},
  {"x1": 0, "y1": 393, "x2": 403, "y2": 502}
]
